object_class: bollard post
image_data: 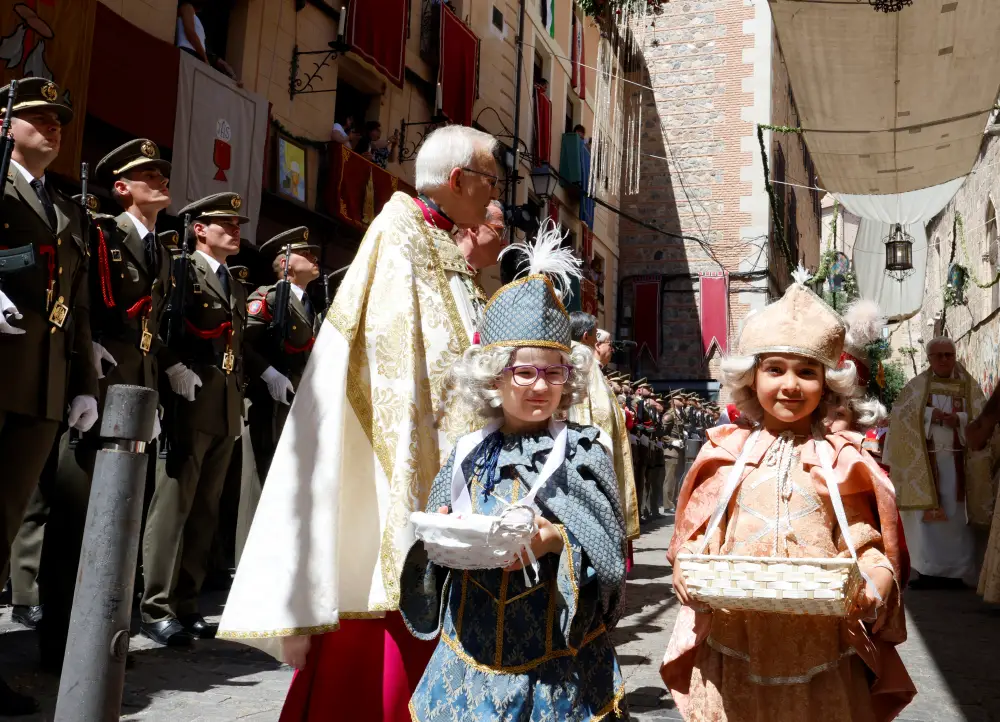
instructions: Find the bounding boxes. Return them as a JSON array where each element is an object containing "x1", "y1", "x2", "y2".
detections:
[{"x1": 54, "y1": 384, "x2": 158, "y2": 722}]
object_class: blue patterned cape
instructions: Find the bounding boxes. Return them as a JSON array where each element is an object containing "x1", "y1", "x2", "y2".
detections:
[{"x1": 399, "y1": 424, "x2": 628, "y2": 721}]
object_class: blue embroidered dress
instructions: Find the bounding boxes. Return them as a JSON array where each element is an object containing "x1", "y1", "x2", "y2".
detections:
[{"x1": 400, "y1": 424, "x2": 628, "y2": 721}]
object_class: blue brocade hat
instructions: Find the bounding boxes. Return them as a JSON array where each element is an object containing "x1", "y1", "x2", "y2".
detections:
[{"x1": 479, "y1": 221, "x2": 582, "y2": 354}]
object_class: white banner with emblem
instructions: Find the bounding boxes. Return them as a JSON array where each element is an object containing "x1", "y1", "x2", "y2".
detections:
[{"x1": 169, "y1": 51, "x2": 268, "y2": 242}]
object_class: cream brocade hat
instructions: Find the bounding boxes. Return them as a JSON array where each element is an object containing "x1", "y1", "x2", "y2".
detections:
[{"x1": 737, "y1": 283, "x2": 846, "y2": 368}]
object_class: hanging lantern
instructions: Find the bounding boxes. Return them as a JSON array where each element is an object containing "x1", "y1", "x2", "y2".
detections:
[
  {"x1": 867, "y1": 0, "x2": 913, "y2": 12},
  {"x1": 883, "y1": 223, "x2": 914, "y2": 282}
]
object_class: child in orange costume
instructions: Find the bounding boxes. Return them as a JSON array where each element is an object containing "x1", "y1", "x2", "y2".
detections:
[{"x1": 661, "y1": 284, "x2": 916, "y2": 722}]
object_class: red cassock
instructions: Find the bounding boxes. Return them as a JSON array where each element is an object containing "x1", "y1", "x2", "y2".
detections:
[{"x1": 280, "y1": 613, "x2": 436, "y2": 722}]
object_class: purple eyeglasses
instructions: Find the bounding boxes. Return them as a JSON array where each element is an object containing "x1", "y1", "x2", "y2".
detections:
[{"x1": 503, "y1": 364, "x2": 572, "y2": 387}]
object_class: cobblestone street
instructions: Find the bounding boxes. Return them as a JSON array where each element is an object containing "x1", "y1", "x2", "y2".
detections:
[{"x1": 2, "y1": 516, "x2": 999, "y2": 720}]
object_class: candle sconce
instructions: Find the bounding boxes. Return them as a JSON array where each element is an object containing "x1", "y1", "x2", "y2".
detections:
[{"x1": 289, "y1": 37, "x2": 352, "y2": 99}]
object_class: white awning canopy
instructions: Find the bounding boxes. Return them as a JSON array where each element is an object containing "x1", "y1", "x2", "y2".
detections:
[{"x1": 769, "y1": 0, "x2": 1000, "y2": 194}]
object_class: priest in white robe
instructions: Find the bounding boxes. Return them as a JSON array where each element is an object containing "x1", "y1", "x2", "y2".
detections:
[
  {"x1": 885, "y1": 337, "x2": 993, "y2": 588},
  {"x1": 217, "y1": 125, "x2": 500, "y2": 722}
]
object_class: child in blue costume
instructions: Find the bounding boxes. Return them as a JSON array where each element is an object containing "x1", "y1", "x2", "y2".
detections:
[{"x1": 399, "y1": 227, "x2": 629, "y2": 721}]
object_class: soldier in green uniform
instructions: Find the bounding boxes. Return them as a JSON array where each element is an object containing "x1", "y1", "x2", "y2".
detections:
[
  {"x1": 243, "y1": 226, "x2": 320, "y2": 479},
  {"x1": 29, "y1": 139, "x2": 176, "y2": 668},
  {"x1": 139, "y1": 192, "x2": 267, "y2": 647},
  {"x1": 0, "y1": 77, "x2": 99, "y2": 715}
]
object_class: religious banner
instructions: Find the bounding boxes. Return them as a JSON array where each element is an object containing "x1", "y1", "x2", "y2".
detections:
[
  {"x1": 0, "y1": 0, "x2": 97, "y2": 179},
  {"x1": 348, "y1": 0, "x2": 408, "y2": 89},
  {"x1": 534, "y1": 85, "x2": 552, "y2": 165},
  {"x1": 632, "y1": 278, "x2": 661, "y2": 365},
  {"x1": 439, "y1": 4, "x2": 478, "y2": 127},
  {"x1": 699, "y1": 271, "x2": 729, "y2": 356},
  {"x1": 325, "y1": 143, "x2": 415, "y2": 230},
  {"x1": 169, "y1": 52, "x2": 268, "y2": 241}
]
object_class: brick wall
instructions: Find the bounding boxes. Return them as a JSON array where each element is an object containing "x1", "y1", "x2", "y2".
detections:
[{"x1": 617, "y1": 1, "x2": 823, "y2": 386}]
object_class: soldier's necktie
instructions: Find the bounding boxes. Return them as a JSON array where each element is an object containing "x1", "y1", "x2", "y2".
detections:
[
  {"x1": 302, "y1": 294, "x2": 315, "y2": 324},
  {"x1": 142, "y1": 232, "x2": 157, "y2": 269},
  {"x1": 216, "y1": 266, "x2": 230, "y2": 298},
  {"x1": 30, "y1": 179, "x2": 57, "y2": 229}
]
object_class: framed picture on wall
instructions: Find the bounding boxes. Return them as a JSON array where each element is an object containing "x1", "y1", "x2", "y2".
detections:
[{"x1": 277, "y1": 135, "x2": 307, "y2": 203}]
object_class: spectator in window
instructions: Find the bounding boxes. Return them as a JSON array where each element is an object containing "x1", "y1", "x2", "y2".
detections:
[
  {"x1": 574, "y1": 123, "x2": 591, "y2": 149},
  {"x1": 330, "y1": 116, "x2": 356, "y2": 145},
  {"x1": 177, "y1": 1, "x2": 241, "y2": 86},
  {"x1": 355, "y1": 121, "x2": 399, "y2": 169}
]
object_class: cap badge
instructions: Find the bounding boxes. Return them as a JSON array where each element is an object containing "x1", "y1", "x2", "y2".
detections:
[
  {"x1": 86, "y1": 196, "x2": 98, "y2": 212},
  {"x1": 41, "y1": 82, "x2": 58, "y2": 102},
  {"x1": 302, "y1": 229, "x2": 309, "y2": 241},
  {"x1": 140, "y1": 141, "x2": 156, "y2": 158},
  {"x1": 231, "y1": 196, "x2": 242, "y2": 210},
  {"x1": 238, "y1": 268, "x2": 249, "y2": 280}
]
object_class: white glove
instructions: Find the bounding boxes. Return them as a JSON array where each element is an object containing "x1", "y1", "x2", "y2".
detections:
[
  {"x1": 68, "y1": 395, "x2": 99, "y2": 432},
  {"x1": 0, "y1": 290, "x2": 25, "y2": 335},
  {"x1": 150, "y1": 409, "x2": 161, "y2": 443},
  {"x1": 92, "y1": 342, "x2": 117, "y2": 379},
  {"x1": 262, "y1": 366, "x2": 294, "y2": 405},
  {"x1": 165, "y1": 363, "x2": 203, "y2": 402}
]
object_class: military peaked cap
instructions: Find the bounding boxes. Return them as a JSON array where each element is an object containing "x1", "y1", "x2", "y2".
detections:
[
  {"x1": 0, "y1": 77, "x2": 72, "y2": 124},
  {"x1": 258, "y1": 226, "x2": 318, "y2": 259},
  {"x1": 179, "y1": 192, "x2": 249, "y2": 224},
  {"x1": 95, "y1": 138, "x2": 171, "y2": 185}
]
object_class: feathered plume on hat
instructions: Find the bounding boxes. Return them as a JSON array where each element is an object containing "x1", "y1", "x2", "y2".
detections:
[
  {"x1": 479, "y1": 220, "x2": 583, "y2": 353},
  {"x1": 841, "y1": 298, "x2": 885, "y2": 388}
]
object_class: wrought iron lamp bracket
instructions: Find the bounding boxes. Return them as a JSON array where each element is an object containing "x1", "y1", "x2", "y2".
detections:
[
  {"x1": 289, "y1": 40, "x2": 352, "y2": 99},
  {"x1": 398, "y1": 116, "x2": 448, "y2": 163}
]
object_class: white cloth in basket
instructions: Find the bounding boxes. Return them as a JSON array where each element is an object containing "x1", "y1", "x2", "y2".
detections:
[{"x1": 410, "y1": 420, "x2": 567, "y2": 580}]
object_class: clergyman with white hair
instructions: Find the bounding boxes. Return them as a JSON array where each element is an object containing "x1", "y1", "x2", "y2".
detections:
[
  {"x1": 885, "y1": 336, "x2": 994, "y2": 590},
  {"x1": 216, "y1": 124, "x2": 502, "y2": 720}
]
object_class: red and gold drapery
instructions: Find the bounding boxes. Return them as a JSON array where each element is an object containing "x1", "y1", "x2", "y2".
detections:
[
  {"x1": 325, "y1": 144, "x2": 414, "y2": 229},
  {"x1": 439, "y1": 5, "x2": 478, "y2": 127},
  {"x1": 699, "y1": 271, "x2": 729, "y2": 356},
  {"x1": 534, "y1": 86, "x2": 552, "y2": 165},
  {"x1": 348, "y1": 0, "x2": 408, "y2": 88},
  {"x1": 632, "y1": 278, "x2": 661, "y2": 365},
  {"x1": 87, "y1": 3, "x2": 178, "y2": 150}
]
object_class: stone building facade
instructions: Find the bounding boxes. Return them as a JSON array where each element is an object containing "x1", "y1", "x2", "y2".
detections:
[
  {"x1": 72, "y1": 1, "x2": 626, "y2": 326},
  {"x1": 616, "y1": 0, "x2": 823, "y2": 392},
  {"x1": 888, "y1": 129, "x2": 1000, "y2": 397}
]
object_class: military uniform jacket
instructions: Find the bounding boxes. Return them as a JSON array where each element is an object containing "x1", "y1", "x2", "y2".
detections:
[
  {"x1": 163, "y1": 251, "x2": 267, "y2": 437},
  {"x1": 89, "y1": 212, "x2": 172, "y2": 395},
  {"x1": 0, "y1": 171, "x2": 98, "y2": 421},
  {"x1": 244, "y1": 283, "x2": 321, "y2": 388}
]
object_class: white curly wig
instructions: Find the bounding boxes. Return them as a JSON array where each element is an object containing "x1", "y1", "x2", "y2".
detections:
[
  {"x1": 448, "y1": 343, "x2": 593, "y2": 418},
  {"x1": 720, "y1": 353, "x2": 858, "y2": 424}
]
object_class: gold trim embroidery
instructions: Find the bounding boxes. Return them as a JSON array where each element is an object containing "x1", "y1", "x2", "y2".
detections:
[
  {"x1": 556, "y1": 524, "x2": 579, "y2": 599},
  {"x1": 494, "y1": 571, "x2": 510, "y2": 666},
  {"x1": 439, "y1": 624, "x2": 608, "y2": 675},
  {"x1": 216, "y1": 622, "x2": 340, "y2": 639}
]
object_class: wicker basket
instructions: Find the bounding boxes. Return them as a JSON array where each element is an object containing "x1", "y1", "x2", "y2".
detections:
[{"x1": 676, "y1": 553, "x2": 863, "y2": 616}]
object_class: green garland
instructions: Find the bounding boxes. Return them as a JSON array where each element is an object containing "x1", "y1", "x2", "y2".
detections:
[
  {"x1": 577, "y1": 0, "x2": 665, "y2": 18},
  {"x1": 955, "y1": 211, "x2": 1000, "y2": 288},
  {"x1": 758, "y1": 123, "x2": 803, "y2": 135},
  {"x1": 757, "y1": 125, "x2": 795, "y2": 274},
  {"x1": 271, "y1": 117, "x2": 329, "y2": 152}
]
